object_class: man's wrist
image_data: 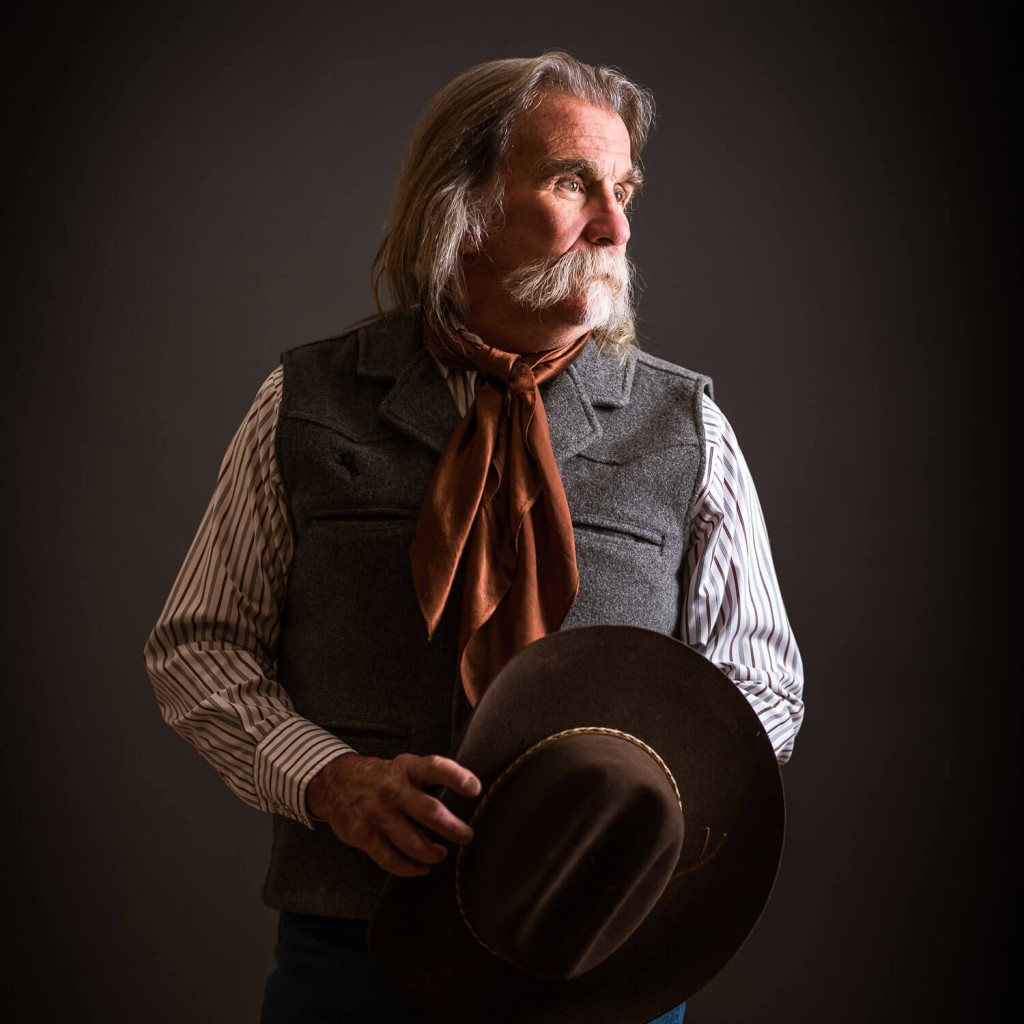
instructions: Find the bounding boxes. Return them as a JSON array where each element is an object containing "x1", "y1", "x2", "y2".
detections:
[
  {"x1": 253, "y1": 719, "x2": 356, "y2": 827},
  {"x1": 306, "y1": 750, "x2": 360, "y2": 821}
]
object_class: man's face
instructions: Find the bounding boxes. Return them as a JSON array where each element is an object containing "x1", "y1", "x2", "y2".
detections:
[{"x1": 462, "y1": 92, "x2": 637, "y2": 351}]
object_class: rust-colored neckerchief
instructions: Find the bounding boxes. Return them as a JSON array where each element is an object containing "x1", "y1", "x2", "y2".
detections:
[{"x1": 411, "y1": 310, "x2": 589, "y2": 706}]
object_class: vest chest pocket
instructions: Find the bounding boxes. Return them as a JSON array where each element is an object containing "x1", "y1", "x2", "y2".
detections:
[
  {"x1": 284, "y1": 414, "x2": 438, "y2": 524},
  {"x1": 571, "y1": 512, "x2": 665, "y2": 550},
  {"x1": 561, "y1": 444, "x2": 700, "y2": 636}
]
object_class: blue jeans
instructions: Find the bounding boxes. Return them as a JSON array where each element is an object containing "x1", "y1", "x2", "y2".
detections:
[
  {"x1": 261, "y1": 912, "x2": 686, "y2": 1023},
  {"x1": 647, "y1": 1003, "x2": 687, "y2": 1023},
  {"x1": 261, "y1": 913, "x2": 432, "y2": 1023}
]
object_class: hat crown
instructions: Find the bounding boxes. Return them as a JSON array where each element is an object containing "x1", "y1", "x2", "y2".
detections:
[{"x1": 457, "y1": 730, "x2": 685, "y2": 980}]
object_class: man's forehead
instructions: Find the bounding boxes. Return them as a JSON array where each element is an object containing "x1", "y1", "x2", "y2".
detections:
[{"x1": 509, "y1": 93, "x2": 633, "y2": 170}]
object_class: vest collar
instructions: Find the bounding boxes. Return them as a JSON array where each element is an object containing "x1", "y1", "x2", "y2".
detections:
[{"x1": 354, "y1": 308, "x2": 638, "y2": 461}]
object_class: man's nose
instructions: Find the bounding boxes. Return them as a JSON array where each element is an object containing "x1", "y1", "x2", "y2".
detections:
[{"x1": 584, "y1": 188, "x2": 631, "y2": 247}]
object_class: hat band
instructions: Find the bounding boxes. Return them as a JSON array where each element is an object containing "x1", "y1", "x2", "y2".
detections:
[{"x1": 455, "y1": 726, "x2": 683, "y2": 965}]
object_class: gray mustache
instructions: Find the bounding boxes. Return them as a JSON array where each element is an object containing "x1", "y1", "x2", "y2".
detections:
[{"x1": 500, "y1": 248, "x2": 632, "y2": 308}]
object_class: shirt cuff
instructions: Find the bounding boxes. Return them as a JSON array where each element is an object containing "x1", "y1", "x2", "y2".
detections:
[{"x1": 254, "y1": 717, "x2": 355, "y2": 828}]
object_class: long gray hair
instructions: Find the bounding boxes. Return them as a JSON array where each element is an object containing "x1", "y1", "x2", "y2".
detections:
[{"x1": 371, "y1": 51, "x2": 655, "y2": 353}]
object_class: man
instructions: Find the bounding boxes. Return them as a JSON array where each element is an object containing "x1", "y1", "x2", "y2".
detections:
[{"x1": 145, "y1": 51, "x2": 804, "y2": 1024}]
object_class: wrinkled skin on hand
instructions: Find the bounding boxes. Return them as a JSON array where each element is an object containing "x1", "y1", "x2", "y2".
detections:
[{"x1": 306, "y1": 752, "x2": 482, "y2": 877}]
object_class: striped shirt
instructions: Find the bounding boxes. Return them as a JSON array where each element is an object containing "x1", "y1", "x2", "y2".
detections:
[{"x1": 144, "y1": 362, "x2": 804, "y2": 829}]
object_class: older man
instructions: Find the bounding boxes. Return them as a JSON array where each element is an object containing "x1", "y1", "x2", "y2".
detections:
[{"x1": 145, "y1": 51, "x2": 804, "y2": 1024}]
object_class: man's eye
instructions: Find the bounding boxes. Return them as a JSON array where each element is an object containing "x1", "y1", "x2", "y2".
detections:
[{"x1": 561, "y1": 179, "x2": 583, "y2": 193}]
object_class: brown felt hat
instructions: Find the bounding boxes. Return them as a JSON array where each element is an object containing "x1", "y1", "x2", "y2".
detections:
[{"x1": 368, "y1": 625, "x2": 785, "y2": 1023}]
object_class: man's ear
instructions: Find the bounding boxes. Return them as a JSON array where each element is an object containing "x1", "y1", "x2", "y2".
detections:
[{"x1": 460, "y1": 231, "x2": 479, "y2": 255}]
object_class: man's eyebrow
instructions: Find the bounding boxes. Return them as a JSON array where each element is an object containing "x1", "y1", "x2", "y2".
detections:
[{"x1": 533, "y1": 157, "x2": 644, "y2": 190}]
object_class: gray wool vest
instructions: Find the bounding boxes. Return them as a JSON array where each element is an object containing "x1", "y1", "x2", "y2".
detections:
[{"x1": 262, "y1": 309, "x2": 712, "y2": 919}]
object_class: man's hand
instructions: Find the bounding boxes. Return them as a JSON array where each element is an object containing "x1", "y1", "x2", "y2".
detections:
[{"x1": 306, "y1": 752, "x2": 482, "y2": 877}]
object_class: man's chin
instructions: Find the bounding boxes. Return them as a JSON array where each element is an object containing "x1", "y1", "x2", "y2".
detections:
[{"x1": 547, "y1": 286, "x2": 616, "y2": 330}]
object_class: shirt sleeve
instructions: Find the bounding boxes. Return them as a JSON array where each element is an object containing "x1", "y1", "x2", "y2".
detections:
[
  {"x1": 680, "y1": 395, "x2": 805, "y2": 763},
  {"x1": 143, "y1": 367, "x2": 353, "y2": 827}
]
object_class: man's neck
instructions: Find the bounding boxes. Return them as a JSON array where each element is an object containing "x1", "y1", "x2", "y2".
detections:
[{"x1": 459, "y1": 309, "x2": 589, "y2": 355}]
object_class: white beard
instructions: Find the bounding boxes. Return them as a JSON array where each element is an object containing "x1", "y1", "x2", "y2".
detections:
[{"x1": 580, "y1": 277, "x2": 617, "y2": 327}]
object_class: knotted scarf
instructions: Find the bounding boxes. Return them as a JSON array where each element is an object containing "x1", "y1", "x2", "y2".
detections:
[{"x1": 411, "y1": 313, "x2": 589, "y2": 707}]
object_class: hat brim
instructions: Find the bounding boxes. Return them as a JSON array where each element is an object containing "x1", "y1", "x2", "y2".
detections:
[{"x1": 369, "y1": 625, "x2": 785, "y2": 1023}]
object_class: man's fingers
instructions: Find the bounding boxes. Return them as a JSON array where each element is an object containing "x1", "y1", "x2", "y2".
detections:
[
  {"x1": 311, "y1": 751, "x2": 482, "y2": 876},
  {"x1": 380, "y1": 815, "x2": 449, "y2": 866},
  {"x1": 404, "y1": 753, "x2": 482, "y2": 798},
  {"x1": 363, "y1": 833, "x2": 433, "y2": 878},
  {"x1": 402, "y1": 788, "x2": 475, "y2": 846}
]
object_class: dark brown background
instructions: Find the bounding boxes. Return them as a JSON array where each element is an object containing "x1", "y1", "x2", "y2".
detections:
[{"x1": 3, "y1": 1, "x2": 1017, "y2": 1021}]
